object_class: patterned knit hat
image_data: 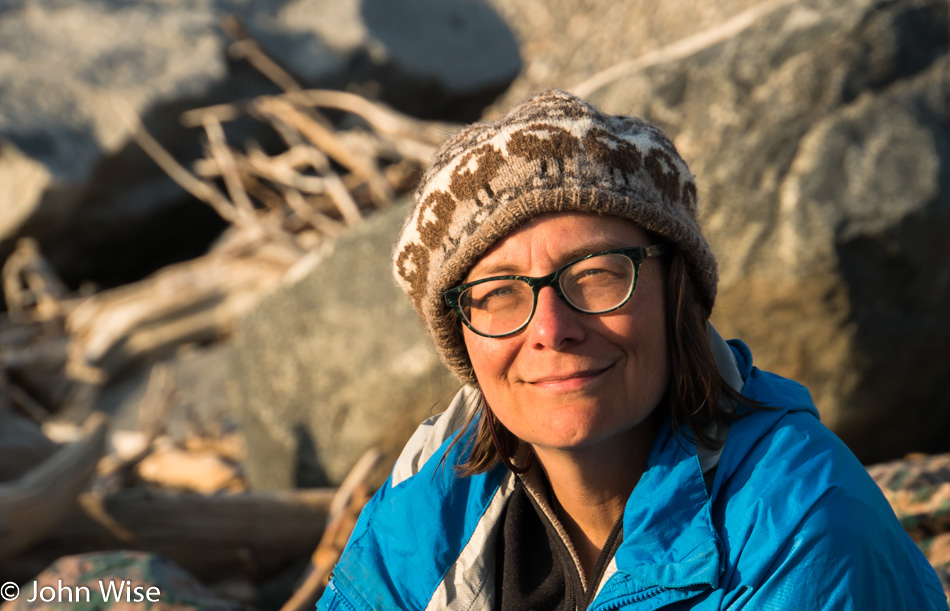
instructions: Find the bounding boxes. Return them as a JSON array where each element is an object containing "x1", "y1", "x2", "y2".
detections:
[{"x1": 393, "y1": 89, "x2": 717, "y2": 382}]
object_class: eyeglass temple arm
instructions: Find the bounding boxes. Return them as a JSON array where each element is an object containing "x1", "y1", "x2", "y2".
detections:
[{"x1": 643, "y1": 243, "x2": 670, "y2": 258}]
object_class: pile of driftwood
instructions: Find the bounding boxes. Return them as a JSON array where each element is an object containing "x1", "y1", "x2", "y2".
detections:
[{"x1": 0, "y1": 18, "x2": 455, "y2": 609}]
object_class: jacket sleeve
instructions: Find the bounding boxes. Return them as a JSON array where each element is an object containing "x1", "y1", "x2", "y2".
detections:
[
  {"x1": 713, "y1": 406, "x2": 948, "y2": 611},
  {"x1": 721, "y1": 483, "x2": 948, "y2": 610}
]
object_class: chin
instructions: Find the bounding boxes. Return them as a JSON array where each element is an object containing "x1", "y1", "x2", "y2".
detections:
[{"x1": 529, "y1": 409, "x2": 615, "y2": 448}]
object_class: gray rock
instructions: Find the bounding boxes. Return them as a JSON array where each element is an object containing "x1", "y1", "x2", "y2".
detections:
[
  {"x1": 256, "y1": 0, "x2": 521, "y2": 119},
  {"x1": 0, "y1": 0, "x2": 231, "y2": 282},
  {"x1": 482, "y1": 0, "x2": 771, "y2": 116},
  {"x1": 572, "y1": 0, "x2": 950, "y2": 462},
  {"x1": 0, "y1": 0, "x2": 517, "y2": 286},
  {"x1": 234, "y1": 200, "x2": 459, "y2": 489},
  {"x1": 74, "y1": 342, "x2": 241, "y2": 443}
]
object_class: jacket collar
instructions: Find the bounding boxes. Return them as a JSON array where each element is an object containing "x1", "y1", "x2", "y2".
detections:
[
  {"x1": 590, "y1": 328, "x2": 746, "y2": 607},
  {"x1": 603, "y1": 419, "x2": 723, "y2": 604}
]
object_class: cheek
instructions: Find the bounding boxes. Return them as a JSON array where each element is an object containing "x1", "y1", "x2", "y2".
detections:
[
  {"x1": 463, "y1": 329, "x2": 514, "y2": 384},
  {"x1": 609, "y1": 283, "x2": 670, "y2": 395}
]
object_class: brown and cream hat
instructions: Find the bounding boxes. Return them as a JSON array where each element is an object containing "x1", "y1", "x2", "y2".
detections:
[{"x1": 392, "y1": 89, "x2": 717, "y2": 382}]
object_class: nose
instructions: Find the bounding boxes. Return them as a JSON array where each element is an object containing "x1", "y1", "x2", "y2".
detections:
[{"x1": 526, "y1": 286, "x2": 585, "y2": 350}]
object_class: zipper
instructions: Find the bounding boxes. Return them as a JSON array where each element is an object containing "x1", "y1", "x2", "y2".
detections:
[{"x1": 591, "y1": 586, "x2": 670, "y2": 611}]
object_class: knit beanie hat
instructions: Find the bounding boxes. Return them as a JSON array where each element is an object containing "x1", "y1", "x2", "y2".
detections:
[{"x1": 392, "y1": 89, "x2": 717, "y2": 382}]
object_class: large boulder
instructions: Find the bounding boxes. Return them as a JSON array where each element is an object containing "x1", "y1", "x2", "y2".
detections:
[
  {"x1": 233, "y1": 200, "x2": 459, "y2": 489},
  {"x1": 492, "y1": 0, "x2": 949, "y2": 462},
  {"x1": 0, "y1": 0, "x2": 231, "y2": 285},
  {"x1": 0, "y1": 0, "x2": 518, "y2": 288},
  {"x1": 482, "y1": 0, "x2": 768, "y2": 115},
  {"x1": 257, "y1": 0, "x2": 521, "y2": 120}
]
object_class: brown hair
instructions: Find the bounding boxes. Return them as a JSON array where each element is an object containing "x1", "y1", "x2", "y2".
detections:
[{"x1": 448, "y1": 245, "x2": 758, "y2": 477}]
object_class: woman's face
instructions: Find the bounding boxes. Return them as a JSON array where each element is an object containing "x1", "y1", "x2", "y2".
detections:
[{"x1": 462, "y1": 212, "x2": 669, "y2": 454}]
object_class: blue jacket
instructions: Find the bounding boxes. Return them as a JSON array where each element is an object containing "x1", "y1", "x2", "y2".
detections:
[{"x1": 318, "y1": 338, "x2": 947, "y2": 610}]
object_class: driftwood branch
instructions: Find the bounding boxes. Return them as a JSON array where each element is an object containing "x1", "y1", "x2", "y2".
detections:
[
  {"x1": 281, "y1": 448, "x2": 382, "y2": 611},
  {"x1": 291, "y1": 89, "x2": 454, "y2": 147},
  {"x1": 1, "y1": 238, "x2": 69, "y2": 322},
  {"x1": 283, "y1": 190, "x2": 347, "y2": 237},
  {"x1": 1, "y1": 487, "x2": 337, "y2": 583},
  {"x1": 222, "y1": 15, "x2": 304, "y2": 94},
  {"x1": 202, "y1": 116, "x2": 256, "y2": 219},
  {"x1": 92, "y1": 364, "x2": 175, "y2": 498},
  {"x1": 63, "y1": 247, "x2": 289, "y2": 388},
  {"x1": 0, "y1": 412, "x2": 108, "y2": 562},
  {"x1": 243, "y1": 146, "x2": 330, "y2": 194},
  {"x1": 111, "y1": 100, "x2": 240, "y2": 225},
  {"x1": 254, "y1": 96, "x2": 394, "y2": 208}
]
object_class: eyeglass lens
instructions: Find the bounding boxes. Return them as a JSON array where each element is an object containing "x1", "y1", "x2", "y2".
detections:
[{"x1": 458, "y1": 253, "x2": 636, "y2": 336}]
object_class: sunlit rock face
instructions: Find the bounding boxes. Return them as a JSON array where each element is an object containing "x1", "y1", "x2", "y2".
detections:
[
  {"x1": 234, "y1": 201, "x2": 459, "y2": 489},
  {"x1": 550, "y1": 0, "x2": 949, "y2": 463}
]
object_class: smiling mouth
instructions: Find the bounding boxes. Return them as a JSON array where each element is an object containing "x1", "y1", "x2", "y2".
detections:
[{"x1": 525, "y1": 363, "x2": 613, "y2": 386}]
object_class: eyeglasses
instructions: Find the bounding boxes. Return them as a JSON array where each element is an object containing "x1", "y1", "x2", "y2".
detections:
[{"x1": 444, "y1": 245, "x2": 669, "y2": 338}]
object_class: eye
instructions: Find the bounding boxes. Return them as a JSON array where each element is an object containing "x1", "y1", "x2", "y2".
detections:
[
  {"x1": 478, "y1": 285, "x2": 519, "y2": 306},
  {"x1": 463, "y1": 280, "x2": 527, "y2": 311},
  {"x1": 486, "y1": 285, "x2": 515, "y2": 297},
  {"x1": 573, "y1": 267, "x2": 622, "y2": 284},
  {"x1": 578, "y1": 268, "x2": 609, "y2": 278},
  {"x1": 567, "y1": 254, "x2": 630, "y2": 281}
]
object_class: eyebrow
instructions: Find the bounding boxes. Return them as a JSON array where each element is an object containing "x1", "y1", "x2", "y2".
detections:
[{"x1": 470, "y1": 240, "x2": 632, "y2": 278}]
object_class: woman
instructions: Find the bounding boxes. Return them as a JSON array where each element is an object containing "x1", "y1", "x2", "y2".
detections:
[{"x1": 318, "y1": 90, "x2": 946, "y2": 610}]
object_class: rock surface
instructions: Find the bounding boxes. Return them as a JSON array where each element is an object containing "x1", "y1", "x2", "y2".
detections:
[
  {"x1": 486, "y1": 0, "x2": 950, "y2": 463},
  {"x1": 0, "y1": 0, "x2": 235, "y2": 287},
  {"x1": 233, "y1": 200, "x2": 459, "y2": 489},
  {"x1": 260, "y1": 0, "x2": 521, "y2": 119},
  {"x1": 0, "y1": 0, "x2": 517, "y2": 288},
  {"x1": 482, "y1": 0, "x2": 766, "y2": 115}
]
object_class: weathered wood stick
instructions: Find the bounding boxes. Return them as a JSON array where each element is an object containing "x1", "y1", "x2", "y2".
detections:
[
  {"x1": 291, "y1": 89, "x2": 456, "y2": 146},
  {"x1": 63, "y1": 250, "x2": 288, "y2": 386},
  {"x1": 280, "y1": 449, "x2": 382, "y2": 611},
  {"x1": 254, "y1": 97, "x2": 394, "y2": 208},
  {"x1": 1, "y1": 238, "x2": 69, "y2": 322},
  {"x1": 283, "y1": 190, "x2": 347, "y2": 237},
  {"x1": 202, "y1": 116, "x2": 256, "y2": 217},
  {"x1": 222, "y1": 15, "x2": 304, "y2": 94},
  {"x1": 3, "y1": 487, "x2": 337, "y2": 582},
  {"x1": 0, "y1": 412, "x2": 108, "y2": 562},
  {"x1": 111, "y1": 99, "x2": 239, "y2": 225}
]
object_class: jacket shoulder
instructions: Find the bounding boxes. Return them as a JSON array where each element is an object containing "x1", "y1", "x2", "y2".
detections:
[
  {"x1": 713, "y1": 371, "x2": 946, "y2": 609},
  {"x1": 391, "y1": 385, "x2": 477, "y2": 486}
]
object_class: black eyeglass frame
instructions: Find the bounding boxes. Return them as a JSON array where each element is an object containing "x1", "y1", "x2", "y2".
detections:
[{"x1": 443, "y1": 244, "x2": 670, "y2": 338}]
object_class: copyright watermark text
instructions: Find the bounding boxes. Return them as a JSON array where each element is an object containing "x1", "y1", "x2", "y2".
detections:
[
  {"x1": 1, "y1": 580, "x2": 161, "y2": 603},
  {"x1": 1, "y1": 582, "x2": 19, "y2": 602}
]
